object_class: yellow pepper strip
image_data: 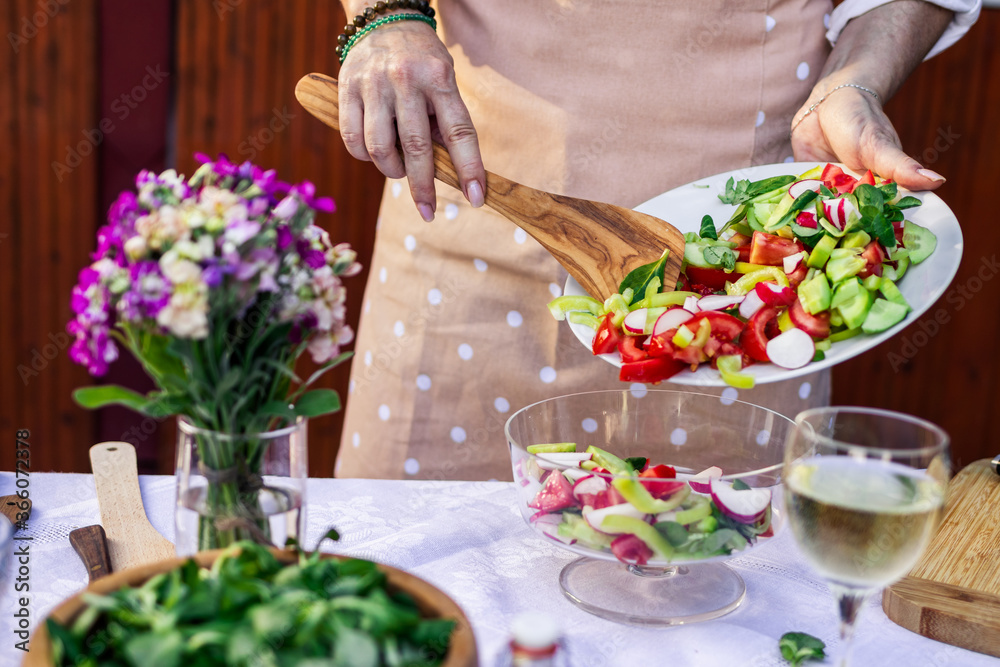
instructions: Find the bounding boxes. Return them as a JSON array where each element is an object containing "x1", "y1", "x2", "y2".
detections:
[
  {"x1": 777, "y1": 309, "x2": 794, "y2": 332},
  {"x1": 726, "y1": 267, "x2": 790, "y2": 296},
  {"x1": 548, "y1": 295, "x2": 604, "y2": 321},
  {"x1": 733, "y1": 262, "x2": 773, "y2": 274},
  {"x1": 633, "y1": 291, "x2": 699, "y2": 310},
  {"x1": 716, "y1": 355, "x2": 755, "y2": 389}
]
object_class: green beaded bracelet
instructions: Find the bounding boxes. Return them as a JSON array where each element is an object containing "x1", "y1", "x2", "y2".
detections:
[{"x1": 339, "y1": 13, "x2": 437, "y2": 65}]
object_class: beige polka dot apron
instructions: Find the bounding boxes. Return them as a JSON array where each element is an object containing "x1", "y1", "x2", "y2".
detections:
[{"x1": 337, "y1": 0, "x2": 834, "y2": 480}]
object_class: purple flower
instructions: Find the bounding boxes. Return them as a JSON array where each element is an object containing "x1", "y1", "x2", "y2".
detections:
[
  {"x1": 202, "y1": 264, "x2": 223, "y2": 288},
  {"x1": 289, "y1": 181, "x2": 336, "y2": 214},
  {"x1": 224, "y1": 218, "x2": 261, "y2": 246},
  {"x1": 235, "y1": 247, "x2": 277, "y2": 281},
  {"x1": 276, "y1": 225, "x2": 293, "y2": 250},
  {"x1": 126, "y1": 261, "x2": 172, "y2": 318},
  {"x1": 67, "y1": 319, "x2": 118, "y2": 377}
]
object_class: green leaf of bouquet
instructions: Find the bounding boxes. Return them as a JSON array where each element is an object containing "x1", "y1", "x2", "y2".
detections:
[
  {"x1": 259, "y1": 400, "x2": 296, "y2": 420},
  {"x1": 300, "y1": 352, "x2": 353, "y2": 391},
  {"x1": 73, "y1": 385, "x2": 150, "y2": 412},
  {"x1": 292, "y1": 389, "x2": 342, "y2": 418}
]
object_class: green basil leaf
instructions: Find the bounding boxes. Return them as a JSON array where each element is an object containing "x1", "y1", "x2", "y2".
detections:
[
  {"x1": 895, "y1": 195, "x2": 922, "y2": 209},
  {"x1": 655, "y1": 521, "x2": 691, "y2": 547},
  {"x1": 853, "y1": 183, "x2": 884, "y2": 211},
  {"x1": 625, "y1": 456, "x2": 649, "y2": 472},
  {"x1": 818, "y1": 184, "x2": 835, "y2": 199},
  {"x1": 618, "y1": 249, "x2": 669, "y2": 297},
  {"x1": 771, "y1": 190, "x2": 818, "y2": 230},
  {"x1": 868, "y1": 210, "x2": 896, "y2": 248},
  {"x1": 877, "y1": 181, "x2": 898, "y2": 201},
  {"x1": 700, "y1": 214, "x2": 718, "y2": 241},
  {"x1": 731, "y1": 478, "x2": 751, "y2": 491},
  {"x1": 746, "y1": 175, "x2": 796, "y2": 198}
]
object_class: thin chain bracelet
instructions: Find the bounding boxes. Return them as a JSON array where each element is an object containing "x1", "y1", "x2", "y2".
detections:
[{"x1": 790, "y1": 83, "x2": 881, "y2": 135}]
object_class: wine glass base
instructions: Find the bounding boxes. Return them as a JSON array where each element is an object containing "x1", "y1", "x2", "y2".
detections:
[{"x1": 558, "y1": 557, "x2": 746, "y2": 626}]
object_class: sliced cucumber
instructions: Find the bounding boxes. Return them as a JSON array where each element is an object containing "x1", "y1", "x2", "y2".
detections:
[
  {"x1": 903, "y1": 220, "x2": 937, "y2": 264},
  {"x1": 861, "y1": 299, "x2": 909, "y2": 334}
]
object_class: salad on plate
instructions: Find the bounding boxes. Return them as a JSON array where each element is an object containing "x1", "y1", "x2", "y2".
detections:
[{"x1": 549, "y1": 163, "x2": 939, "y2": 387}]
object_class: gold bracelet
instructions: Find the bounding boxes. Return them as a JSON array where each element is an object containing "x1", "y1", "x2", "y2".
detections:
[{"x1": 790, "y1": 83, "x2": 881, "y2": 135}]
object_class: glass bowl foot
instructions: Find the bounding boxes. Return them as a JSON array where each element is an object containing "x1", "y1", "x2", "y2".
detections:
[{"x1": 558, "y1": 557, "x2": 746, "y2": 626}]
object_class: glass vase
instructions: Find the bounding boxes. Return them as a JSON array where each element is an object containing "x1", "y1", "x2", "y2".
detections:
[{"x1": 174, "y1": 416, "x2": 308, "y2": 556}]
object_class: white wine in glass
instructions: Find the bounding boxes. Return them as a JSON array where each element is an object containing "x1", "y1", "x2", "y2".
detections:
[{"x1": 783, "y1": 407, "x2": 949, "y2": 666}]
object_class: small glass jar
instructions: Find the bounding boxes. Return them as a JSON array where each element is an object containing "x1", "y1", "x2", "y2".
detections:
[{"x1": 174, "y1": 416, "x2": 308, "y2": 556}]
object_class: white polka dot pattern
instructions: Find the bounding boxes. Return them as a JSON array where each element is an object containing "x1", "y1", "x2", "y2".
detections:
[
  {"x1": 629, "y1": 383, "x2": 647, "y2": 398},
  {"x1": 796, "y1": 61, "x2": 810, "y2": 81},
  {"x1": 391, "y1": 182, "x2": 402, "y2": 198},
  {"x1": 394, "y1": 321, "x2": 405, "y2": 337},
  {"x1": 445, "y1": 203, "x2": 459, "y2": 220},
  {"x1": 539, "y1": 367, "x2": 557, "y2": 383},
  {"x1": 799, "y1": 381, "x2": 812, "y2": 399},
  {"x1": 404, "y1": 458, "x2": 420, "y2": 475},
  {"x1": 581, "y1": 418, "x2": 598, "y2": 433},
  {"x1": 755, "y1": 111, "x2": 765, "y2": 127},
  {"x1": 451, "y1": 426, "x2": 467, "y2": 443},
  {"x1": 404, "y1": 235, "x2": 417, "y2": 252},
  {"x1": 364, "y1": 351, "x2": 373, "y2": 366},
  {"x1": 352, "y1": 432, "x2": 360, "y2": 448},
  {"x1": 670, "y1": 428, "x2": 687, "y2": 445},
  {"x1": 494, "y1": 397, "x2": 510, "y2": 413},
  {"x1": 379, "y1": 267, "x2": 387, "y2": 283},
  {"x1": 549, "y1": 283, "x2": 562, "y2": 298},
  {"x1": 756, "y1": 430, "x2": 771, "y2": 446},
  {"x1": 720, "y1": 387, "x2": 738, "y2": 405},
  {"x1": 783, "y1": 156, "x2": 795, "y2": 163},
  {"x1": 765, "y1": 15, "x2": 775, "y2": 32},
  {"x1": 349, "y1": 379, "x2": 356, "y2": 394},
  {"x1": 427, "y1": 288, "x2": 442, "y2": 305},
  {"x1": 378, "y1": 404, "x2": 391, "y2": 421},
  {"x1": 416, "y1": 374, "x2": 432, "y2": 391},
  {"x1": 514, "y1": 229, "x2": 527, "y2": 244},
  {"x1": 458, "y1": 344, "x2": 474, "y2": 360},
  {"x1": 474, "y1": 258, "x2": 488, "y2": 272},
  {"x1": 823, "y1": 13, "x2": 830, "y2": 28},
  {"x1": 506, "y1": 311, "x2": 523, "y2": 327}
]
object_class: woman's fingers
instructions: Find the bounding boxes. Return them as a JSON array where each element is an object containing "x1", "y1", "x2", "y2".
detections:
[
  {"x1": 363, "y1": 86, "x2": 407, "y2": 181},
  {"x1": 857, "y1": 129, "x2": 946, "y2": 191},
  {"x1": 395, "y1": 92, "x2": 437, "y2": 220},
  {"x1": 431, "y1": 89, "x2": 485, "y2": 207}
]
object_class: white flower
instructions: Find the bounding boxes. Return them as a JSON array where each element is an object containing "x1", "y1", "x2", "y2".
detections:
[
  {"x1": 124, "y1": 235, "x2": 147, "y2": 261},
  {"x1": 273, "y1": 196, "x2": 298, "y2": 219},
  {"x1": 156, "y1": 284, "x2": 209, "y2": 338},
  {"x1": 160, "y1": 253, "x2": 203, "y2": 285}
]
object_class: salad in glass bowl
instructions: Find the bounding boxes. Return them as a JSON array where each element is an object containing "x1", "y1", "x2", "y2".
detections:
[{"x1": 506, "y1": 389, "x2": 792, "y2": 625}]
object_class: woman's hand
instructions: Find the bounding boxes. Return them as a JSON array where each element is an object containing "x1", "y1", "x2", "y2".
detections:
[
  {"x1": 338, "y1": 19, "x2": 485, "y2": 221},
  {"x1": 792, "y1": 0, "x2": 954, "y2": 192},
  {"x1": 791, "y1": 82, "x2": 945, "y2": 191}
]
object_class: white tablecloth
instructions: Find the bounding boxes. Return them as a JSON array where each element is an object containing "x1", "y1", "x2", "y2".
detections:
[{"x1": 0, "y1": 472, "x2": 995, "y2": 667}]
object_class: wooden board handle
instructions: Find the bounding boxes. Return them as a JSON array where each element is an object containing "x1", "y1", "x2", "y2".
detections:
[
  {"x1": 0, "y1": 494, "x2": 30, "y2": 530},
  {"x1": 69, "y1": 525, "x2": 112, "y2": 582}
]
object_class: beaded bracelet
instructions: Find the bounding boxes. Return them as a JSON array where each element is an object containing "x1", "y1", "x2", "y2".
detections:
[
  {"x1": 790, "y1": 83, "x2": 881, "y2": 135},
  {"x1": 337, "y1": 1, "x2": 437, "y2": 64}
]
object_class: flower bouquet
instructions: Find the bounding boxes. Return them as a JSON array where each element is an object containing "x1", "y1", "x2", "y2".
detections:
[{"x1": 68, "y1": 154, "x2": 361, "y2": 551}]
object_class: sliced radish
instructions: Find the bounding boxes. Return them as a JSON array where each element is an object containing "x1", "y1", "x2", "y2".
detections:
[
  {"x1": 654, "y1": 510, "x2": 678, "y2": 523},
  {"x1": 795, "y1": 211, "x2": 818, "y2": 229},
  {"x1": 765, "y1": 328, "x2": 816, "y2": 369},
  {"x1": 687, "y1": 466, "x2": 724, "y2": 494},
  {"x1": 696, "y1": 294, "x2": 744, "y2": 311},
  {"x1": 583, "y1": 503, "x2": 647, "y2": 533},
  {"x1": 562, "y1": 467, "x2": 592, "y2": 483},
  {"x1": 783, "y1": 252, "x2": 805, "y2": 274},
  {"x1": 788, "y1": 179, "x2": 823, "y2": 199},
  {"x1": 738, "y1": 289, "x2": 766, "y2": 319},
  {"x1": 710, "y1": 477, "x2": 771, "y2": 524},
  {"x1": 652, "y1": 308, "x2": 694, "y2": 335},
  {"x1": 623, "y1": 308, "x2": 648, "y2": 334},
  {"x1": 610, "y1": 534, "x2": 653, "y2": 565},
  {"x1": 536, "y1": 452, "x2": 593, "y2": 470},
  {"x1": 528, "y1": 470, "x2": 576, "y2": 512},
  {"x1": 754, "y1": 281, "x2": 796, "y2": 307},
  {"x1": 822, "y1": 197, "x2": 858, "y2": 230},
  {"x1": 572, "y1": 474, "x2": 609, "y2": 506},
  {"x1": 683, "y1": 296, "x2": 700, "y2": 313}
]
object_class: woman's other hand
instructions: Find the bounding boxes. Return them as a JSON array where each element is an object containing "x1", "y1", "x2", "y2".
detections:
[
  {"x1": 338, "y1": 14, "x2": 485, "y2": 220},
  {"x1": 790, "y1": 84, "x2": 945, "y2": 191}
]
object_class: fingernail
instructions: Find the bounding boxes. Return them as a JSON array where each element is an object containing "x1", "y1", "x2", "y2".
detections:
[
  {"x1": 917, "y1": 168, "x2": 945, "y2": 183},
  {"x1": 417, "y1": 203, "x2": 435, "y2": 222},
  {"x1": 466, "y1": 180, "x2": 484, "y2": 208}
]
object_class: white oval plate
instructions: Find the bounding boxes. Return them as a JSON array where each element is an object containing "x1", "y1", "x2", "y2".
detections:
[{"x1": 564, "y1": 162, "x2": 964, "y2": 386}]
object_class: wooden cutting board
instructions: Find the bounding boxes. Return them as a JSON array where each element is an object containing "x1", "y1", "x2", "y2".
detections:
[{"x1": 883, "y1": 458, "x2": 1000, "y2": 657}]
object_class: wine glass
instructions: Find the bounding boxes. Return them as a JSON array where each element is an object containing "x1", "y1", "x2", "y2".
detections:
[
  {"x1": 783, "y1": 407, "x2": 950, "y2": 665},
  {"x1": 506, "y1": 389, "x2": 792, "y2": 625}
]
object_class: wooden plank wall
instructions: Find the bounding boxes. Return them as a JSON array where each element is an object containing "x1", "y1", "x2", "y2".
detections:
[
  {"x1": 832, "y1": 12, "x2": 1000, "y2": 469},
  {"x1": 2, "y1": 3, "x2": 996, "y2": 475},
  {"x1": 173, "y1": 0, "x2": 384, "y2": 477},
  {"x1": 0, "y1": 0, "x2": 99, "y2": 473}
]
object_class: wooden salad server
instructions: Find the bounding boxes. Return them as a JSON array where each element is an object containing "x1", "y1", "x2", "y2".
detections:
[
  {"x1": 90, "y1": 442, "x2": 176, "y2": 571},
  {"x1": 295, "y1": 73, "x2": 684, "y2": 301},
  {"x1": 69, "y1": 525, "x2": 113, "y2": 582}
]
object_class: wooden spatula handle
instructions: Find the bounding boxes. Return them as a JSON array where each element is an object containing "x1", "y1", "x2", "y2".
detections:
[{"x1": 70, "y1": 525, "x2": 112, "y2": 581}]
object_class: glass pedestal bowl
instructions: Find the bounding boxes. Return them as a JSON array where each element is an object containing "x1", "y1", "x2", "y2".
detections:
[{"x1": 506, "y1": 389, "x2": 792, "y2": 626}]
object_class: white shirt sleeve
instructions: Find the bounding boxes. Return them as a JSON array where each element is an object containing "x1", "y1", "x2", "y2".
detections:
[{"x1": 827, "y1": 0, "x2": 981, "y2": 59}]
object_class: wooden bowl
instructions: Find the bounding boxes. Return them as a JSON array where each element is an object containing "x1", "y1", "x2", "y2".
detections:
[{"x1": 24, "y1": 549, "x2": 477, "y2": 666}]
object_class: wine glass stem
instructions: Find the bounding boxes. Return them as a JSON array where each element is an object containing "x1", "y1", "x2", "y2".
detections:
[{"x1": 834, "y1": 588, "x2": 871, "y2": 667}]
